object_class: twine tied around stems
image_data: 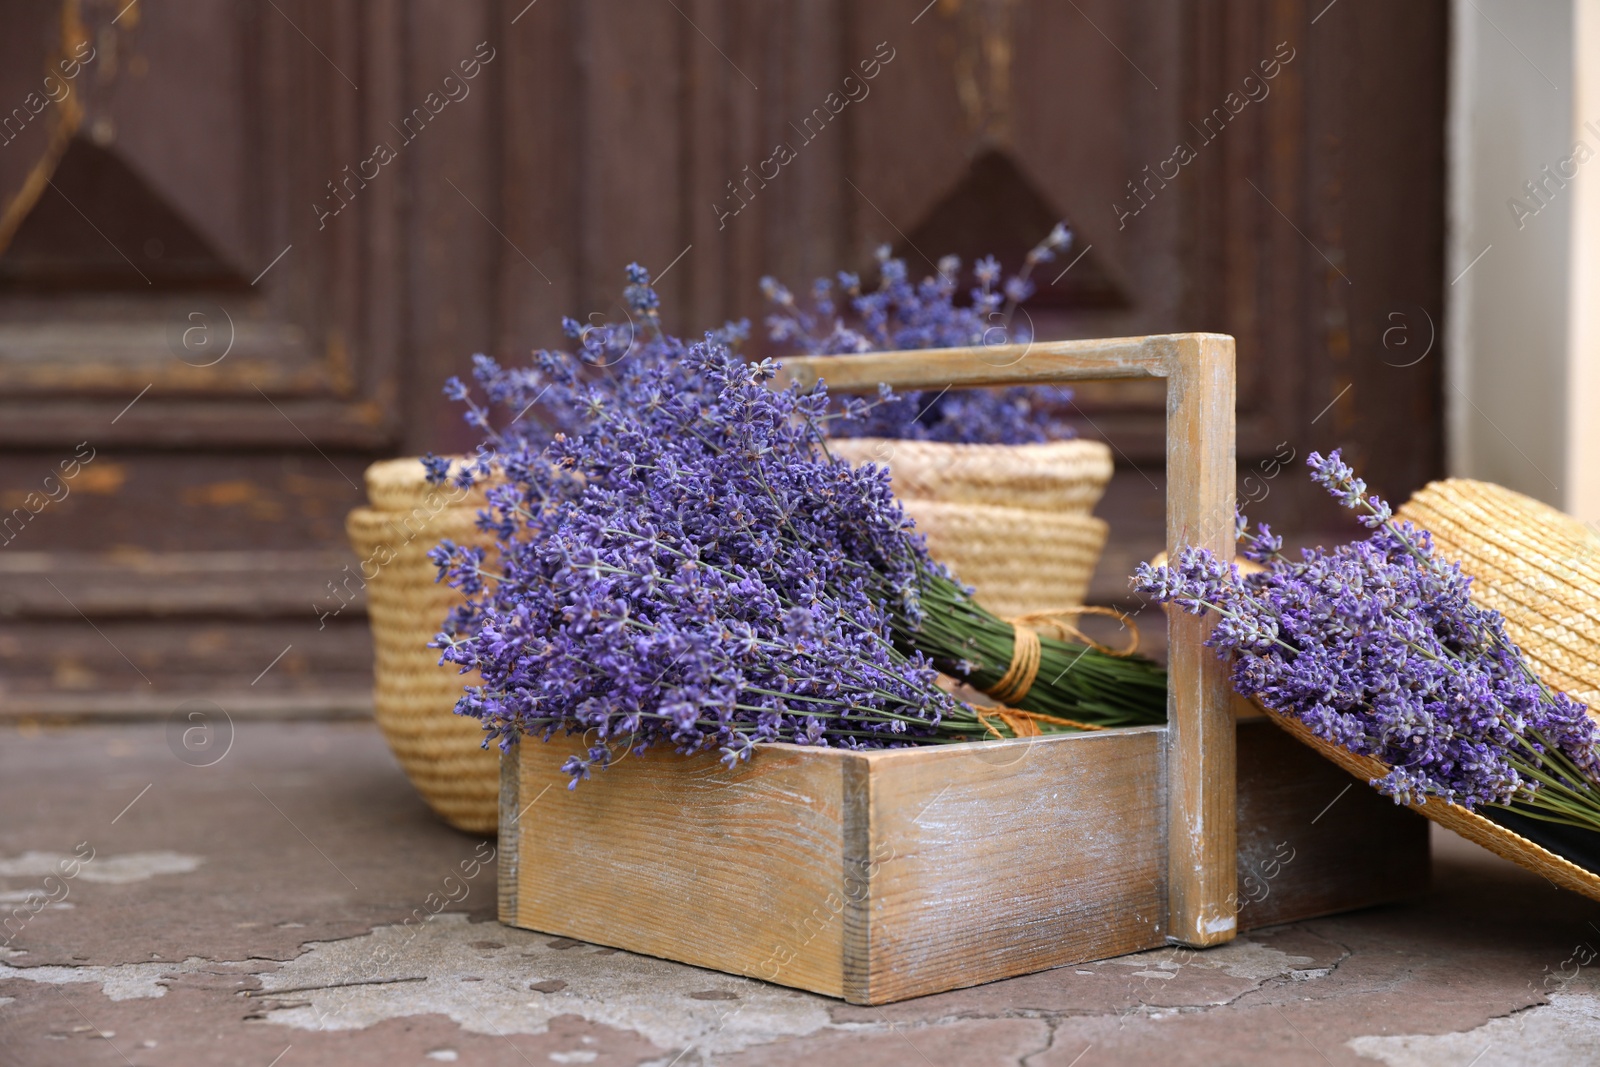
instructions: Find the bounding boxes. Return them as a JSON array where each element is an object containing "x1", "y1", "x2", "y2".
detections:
[
  {"x1": 974, "y1": 705, "x2": 1109, "y2": 739},
  {"x1": 984, "y1": 624, "x2": 1042, "y2": 705},
  {"x1": 977, "y1": 606, "x2": 1143, "y2": 732}
]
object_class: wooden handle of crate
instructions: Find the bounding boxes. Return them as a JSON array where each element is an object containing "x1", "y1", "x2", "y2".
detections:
[{"x1": 779, "y1": 332, "x2": 1239, "y2": 948}]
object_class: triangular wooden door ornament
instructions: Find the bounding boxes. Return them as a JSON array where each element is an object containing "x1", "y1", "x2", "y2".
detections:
[
  {"x1": 894, "y1": 149, "x2": 1125, "y2": 309},
  {"x1": 0, "y1": 137, "x2": 247, "y2": 290}
]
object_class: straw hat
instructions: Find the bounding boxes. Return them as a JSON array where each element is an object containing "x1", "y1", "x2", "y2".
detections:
[{"x1": 1398, "y1": 478, "x2": 1600, "y2": 716}]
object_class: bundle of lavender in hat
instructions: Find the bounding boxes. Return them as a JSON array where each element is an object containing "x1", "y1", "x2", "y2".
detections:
[
  {"x1": 1136, "y1": 451, "x2": 1600, "y2": 865},
  {"x1": 426, "y1": 266, "x2": 1166, "y2": 786}
]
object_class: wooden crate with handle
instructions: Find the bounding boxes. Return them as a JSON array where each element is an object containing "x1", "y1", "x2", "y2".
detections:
[{"x1": 497, "y1": 334, "x2": 1428, "y2": 1004}]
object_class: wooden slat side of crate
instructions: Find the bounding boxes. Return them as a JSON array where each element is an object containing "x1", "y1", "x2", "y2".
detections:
[
  {"x1": 503, "y1": 738, "x2": 854, "y2": 998},
  {"x1": 502, "y1": 729, "x2": 1170, "y2": 1003},
  {"x1": 850, "y1": 727, "x2": 1168, "y2": 1004},
  {"x1": 1233, "y1": 720, "x2": 1430, "y2": 930},
  {"x1": 499, "y1": 721, "x2": 1428, "y2": 1005}
]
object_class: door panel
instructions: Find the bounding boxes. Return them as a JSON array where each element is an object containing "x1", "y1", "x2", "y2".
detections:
[{"x1": 0, "y1": 0, "x2": 1445, "y2": 717}]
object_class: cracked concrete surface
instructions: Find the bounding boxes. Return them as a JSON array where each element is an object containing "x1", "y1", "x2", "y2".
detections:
[
  {"x1": 250, "y1": 913, "x2": 839, "y2": 1055},
  {"x1": 0, "y1": 850, "x2": 202, "y2": 884},
  {"x1": 0, "y1": 956, "x2": 239, "y2": 1001},
  {"x1": 3, "y1": 722, "x2": 1600, "y2": 1066},
  {"x1": 1348, "y1": 992, "x2": 1600, "y2": 1065}
]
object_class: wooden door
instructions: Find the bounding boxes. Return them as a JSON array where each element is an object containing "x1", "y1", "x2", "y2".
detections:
[{"x1": 0, "y1": 0, "x2": 1445, "y2": 717}]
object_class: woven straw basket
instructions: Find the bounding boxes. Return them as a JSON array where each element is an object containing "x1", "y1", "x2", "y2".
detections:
[
  {"x1": 1258, "y1": 478, "x2": 1600, "y2": 901},
  {"x1": 347, "y1": 458, "x2": 499, "y2": 834},
  {"x1": 826, "y1": 438, "x2": 1114, "y2": 617}
]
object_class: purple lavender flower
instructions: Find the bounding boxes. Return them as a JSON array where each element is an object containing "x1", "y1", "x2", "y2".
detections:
[
  {"x1": 761, "y1": 227, "x2": 1076, "y2": 445},
  {"x1": 1307, "y1": 450, "x2": 1393, "y2": 527},
  {"x1": 431, "y1": 264, "x2": 1166, "y2": 786},
  {"x1": 420, "y1": 453, "x2": 452, "y2": 484},
  {"x1": 431, "y1": 337, "x2": 980, "y2": 784},
  {"x1": 1137, "y1": 450, "x2": 1600, "y2": 832},
  {"x1": 1238, "y1": 521, "x2": 1283, "y2": 563}
]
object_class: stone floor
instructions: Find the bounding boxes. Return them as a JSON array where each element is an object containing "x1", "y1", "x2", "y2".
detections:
[{"x1": 2, "y1": 721, "x2": 1598, "y2": 1066}]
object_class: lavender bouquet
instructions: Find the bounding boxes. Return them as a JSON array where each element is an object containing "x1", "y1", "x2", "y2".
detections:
[
  {"x1": 427, "y1": 272, "x2": 1165, "y2": 785},
  {"x1": 761, "y1": 227, "x2": 1075, "y2": 444},
  {"x1": 1135, "y1": 451, "x2": 1600, "y2": 854}
]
